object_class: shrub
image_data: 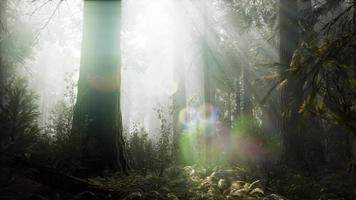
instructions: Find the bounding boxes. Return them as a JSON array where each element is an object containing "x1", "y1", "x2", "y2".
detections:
[
  {"x1": 44, "y1": 72, "x2": 81, "y2": 172},
  {"x1": 0, "y1": 77, "x2": 40, "y2": 155}
]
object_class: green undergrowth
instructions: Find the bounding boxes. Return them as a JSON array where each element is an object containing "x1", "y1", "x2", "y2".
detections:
[
  {"x1": 1, "y1": 164, "x2": 356, "y2": 200},
  {"x1": 87, "y1": 166, "x2": 287, "y2": 200},
  {"x1": 82, "y1": 165, "x2": 356, "y2": 200}
]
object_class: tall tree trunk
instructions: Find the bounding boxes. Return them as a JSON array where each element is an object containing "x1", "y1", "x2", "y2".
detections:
[
  {"x1": 173, "y1": 23, "x2": 186, "y2": 162},
  {"x1": 233, "y1": 78, "x2": 241, "y2": 118},
  {"x1": 279, "y1": 0, "x2": 304, "y2": 166},
  {"x1": 72, "y1": 0, "x2": 128, "y2": 174}
]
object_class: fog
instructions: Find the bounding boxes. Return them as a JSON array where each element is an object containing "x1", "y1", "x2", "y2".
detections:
[{"x1": 9, "y1": 0, "x2": 279, "y2": 139}]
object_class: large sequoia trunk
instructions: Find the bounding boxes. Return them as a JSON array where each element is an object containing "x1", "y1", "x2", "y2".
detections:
[{"x1": 72, "y1": 0, "x2": 128, "y2": 174}]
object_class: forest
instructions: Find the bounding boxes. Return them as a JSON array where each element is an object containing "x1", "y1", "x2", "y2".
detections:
[{"x1": 0, "y1": 0, "x2": 355, "y2": 199}]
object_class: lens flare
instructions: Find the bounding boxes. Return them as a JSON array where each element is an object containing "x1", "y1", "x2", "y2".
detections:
[
  {"x1": 178, "y1": 104, "x2": 226, "y2": 165},
  {"x1": 199, "y1": 104, "x2": 219, "y2": 124},
  {"x1": 177, "y1": 111, "x2": 280, "y2": 166},
  {"x1": 228, "y1": 115, "x2": 279, "y2": 165},
  {"x1": 179, "y1": 106, "x2": 199, "y2": 129}
]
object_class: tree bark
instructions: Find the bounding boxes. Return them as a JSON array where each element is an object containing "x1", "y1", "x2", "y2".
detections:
[
  {"x1": 279, "y1": 0, "x2": 304, "y2": 166},
  {"x1": 72, "y1": 0, "x2": 128, "y2": 174}
]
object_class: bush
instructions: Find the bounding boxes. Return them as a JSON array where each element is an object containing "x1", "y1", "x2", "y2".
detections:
[
  {"x1": 125, "y1": 105, "x2": 175, "y2": 175},
  {"x1": 0, "y1": 77, "x2": 40, "y2": 155},
  {"x1": 44, "y1": 72, "x2": 81, "y2": 172},
  {"x1": 126, "y1": 124, "x2": 155, "y2": 173}
]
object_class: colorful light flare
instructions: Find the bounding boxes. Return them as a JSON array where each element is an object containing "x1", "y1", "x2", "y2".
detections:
[{"x1": 177, "y1": 108, "x2": 279, "y2": 167}]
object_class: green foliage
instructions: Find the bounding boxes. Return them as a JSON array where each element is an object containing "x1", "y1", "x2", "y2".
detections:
[
  {"x1": 220, "y1": 0, "x2": 278, "y2": 32},
  {"x1": 126, "y1": 105, "x2": 175, "y2": 175},
  {"x1": 275, "y1": 0, "x2": 356, "y2": 133},
  {"x1": 232, "y1": 115, "x2": 261, "y2": 136},
  {"x1": 155, "y1": 106, "x2": 174, "y2": 175},
  {"x1": 126, "y1": 124, "x2": 155, "y2": 172},
  {"x1": 85, "y1": 166, "x2": 287, "y2": 200},
  {"x1": 290, "y1": 2, "x2": 355, "y2": 134},
  {"x1": 229, "y1": 115, "x2": 280, "y2": 173},
  {"x1": 289, "y1": 34, "x2": 356, "y2": 133},
  {"x1": 44, "y1": 71, "x2": 81, "y2": 172},
  {"x1": 0, "y1": 77, "x2": 40, "y2": 154},
  {"x1": 251, "y1": 0, "x2": 356, "y2": 172}
]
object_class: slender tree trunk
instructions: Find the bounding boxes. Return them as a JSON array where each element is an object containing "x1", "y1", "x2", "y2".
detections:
[
  {"x1": 72, "y1": 0, "x2": 128, "y2": 175},
  {"x1": 241, "y1": 68, "x2": 253, "y2": 117},
  {"x1": 173, "y1": 20, "x2": 186, "y2": 162},
  {"x1": 233, "y1": 78, "x2": 241, "y2": 121},
  {"x1": 202, "y1": 0, "x2": 214, "y2": 105},
  {"x1": 201, "y1": 0, "x2": 216, "y2": 165}
]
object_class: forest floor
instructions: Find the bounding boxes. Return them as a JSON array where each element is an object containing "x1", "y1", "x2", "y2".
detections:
[{"x1": 1, "y1": 163, "x2": 356, "y2": 200}]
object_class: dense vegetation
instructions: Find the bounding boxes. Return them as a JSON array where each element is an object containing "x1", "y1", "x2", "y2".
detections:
[{"x1": 0, "y1": 0, "x2": 355, "y2": 200}]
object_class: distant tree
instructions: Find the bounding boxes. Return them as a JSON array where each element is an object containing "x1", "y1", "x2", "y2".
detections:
[{"x1": 0, "y1": 0, "x2": 34, "y2": 88}]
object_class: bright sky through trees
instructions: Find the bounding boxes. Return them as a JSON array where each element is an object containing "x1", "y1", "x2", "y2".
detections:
[{"x1": 18, "y1": 0, "x2": 279, "y2": 141}]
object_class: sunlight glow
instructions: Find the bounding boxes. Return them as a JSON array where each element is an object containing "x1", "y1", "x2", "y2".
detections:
[
  {"x1": 22, "y1": 0, "x2": 280, "y2": 149},
  {"x1": 121, "y1": 0, "x2": 187, "y2": 135}
]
